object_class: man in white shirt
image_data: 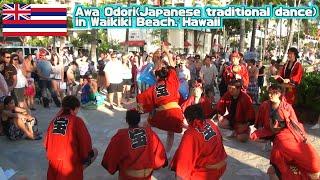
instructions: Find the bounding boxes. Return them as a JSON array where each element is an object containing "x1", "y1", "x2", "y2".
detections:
[
  {"x1": 199, "y1": 56, "x2": 218, "y2": 90},
  {"x1": 104, "y1": 53, "x2": 124, "y2": 109}
]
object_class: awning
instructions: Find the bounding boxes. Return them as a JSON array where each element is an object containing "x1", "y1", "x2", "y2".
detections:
[
  {"x1": 120, "y1": 40, "x2": 146, "y2": 47},
  {"x1": 184, "y1": 40, "x2": 192, "y2": 47}
]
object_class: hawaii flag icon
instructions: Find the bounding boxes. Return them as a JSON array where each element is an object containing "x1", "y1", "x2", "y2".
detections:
[{"x1": 2, "y1": 4, "x2": 67, "y2": 36}]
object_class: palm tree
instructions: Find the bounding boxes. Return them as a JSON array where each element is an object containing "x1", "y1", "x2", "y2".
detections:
[
  {"x1": 90, "y1": 0, "x2": 98, "y2": 62},
  {"x1": 125, "y1": 0, "x2": 130, "y2": 53},
  {"x1": 204, "y1": 0, "x2": 223, "y2": 54},
  {"x1": 239, "y1": 0, "x2": 246, "y2": 52},
  {"x1": 282, "y1": 0, "x2": 300, "y2": 61},
  {"x1": 249, "y1": 0, "x2": 259, "y2": 51}
]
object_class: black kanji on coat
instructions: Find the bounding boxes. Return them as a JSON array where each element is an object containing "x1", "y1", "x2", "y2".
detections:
[
  {"x1": 53, "y1": 117, "x2": 69, "y2": 135},
  {"x1": 128, "y1": 128, "x2": 147, "y2": 149}
]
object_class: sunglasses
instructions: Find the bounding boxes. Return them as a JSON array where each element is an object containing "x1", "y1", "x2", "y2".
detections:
[
  {"x1": 13, "y1": 58, "x2": 19, "y2": 61},
  {"x1": 5, "y1": 56, "x2": 10, "y2": 59}
]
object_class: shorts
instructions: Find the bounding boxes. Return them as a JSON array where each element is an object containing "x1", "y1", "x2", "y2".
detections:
[
  {"x1": 25, "y1": 86, "x2": 36, "y2": 97},
  {"x1": 13, "y1": 87, "x2": 26, "y2": 103},
  {"x1": 122, "y1": 79, "x2": 132, "y2": 86},
  {"x1": 8, "y1": 123, "x2": 24, "y2": 140},
  {"x1": 0, "y1": 96, "x2": 6, "y2": 103},
  {"x1": 247, "y1": 81, "x2": 259, "y2": 95},
  {"x1": 107, "y1": 83, "x2": 123, "y2": 93}
]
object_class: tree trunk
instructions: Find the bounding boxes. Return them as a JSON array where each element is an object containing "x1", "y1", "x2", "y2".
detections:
[
  {"x1": 282, "y1": 0, "x2": 300, "y2": 62},
  {"x1": 210, "y1": 29, "x2": 215, "y2": 55},
  {"x1": 239, "y1": 0, "x2": 246, "y2": 52},
  {"x1": 239, "y1": 19, "x2": 246, "y2": 52},
  {"x1": 184, "y1": 29, "x2": 188, "y2": 54},
  {"x1": 262, "y1": 19, "x2": 269, "y2": 61},
  {"x1": 90, "y1": 30, "x2": 97, "y2": 62},
  {"x1": 90, "y1": 0, "x2": 97, "y2": 63},
  {"x1": 194, "y1": 30, "x2": 198, "y2": 53},
  {"x1": 250, "y1": 19, "x2": 257, "y2": 51},
  {"x1": 250, "y1": 1, "x2": 259, "y2": 51},
  {"x1": 203, "y1": 30, "x2": 206, "y2": 54},
  {"x1": 125, "y1": 0, "x2": 130, "y2": 53},
  {"x1": 59, "y1": 36, "x2": 66, "y2": 50},
  {"x1": 53, "y1": 36, "x2": 56, "y2": 52},
  {"x1": 125, "y1": 29, "x2": 129, "y2": 52}
]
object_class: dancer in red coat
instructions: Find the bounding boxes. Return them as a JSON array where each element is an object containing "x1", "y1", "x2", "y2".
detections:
[
  {"x1": 223, "y1": 52, "x2": 249, "y2": 89},
  {"x1": 216, "y1": 79, "x2": 255, "y2": 142},
  {"x1": 44, "y1": 95, "x2": 98, "y2": 180},
  {"x1": 171, "y1": 104, "x2": 227, "y2": 180},
  {"x1": 259, "y1": 84, "x2": 320, "y2": 180},
  {"x1": 181, "y1": 80, "x2": 215, "y2": 119},
  {"x1": 101, "y1": 109, "x2": 167, "y2": 180},
  {"x1": 136, "y1": 44, "x2": 185, "y2": 153},
  {"x1": 274, "y1": 47, "x2": 303, "y2": 105}
]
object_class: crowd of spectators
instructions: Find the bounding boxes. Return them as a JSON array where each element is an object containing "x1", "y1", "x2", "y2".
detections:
[{"x1": 0, "y1": 45, "x2": 317, "y2": 140}]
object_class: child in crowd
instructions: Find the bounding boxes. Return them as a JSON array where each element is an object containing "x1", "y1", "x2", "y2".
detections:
[
  {"x1": 81, "y1": 74, "x2": 104, "y2": 108},
  {"x1": 25, "y1": 73, "x2": 36, "y2": 110}
]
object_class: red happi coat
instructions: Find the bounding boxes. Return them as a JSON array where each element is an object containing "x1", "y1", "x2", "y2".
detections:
[
  {"x1": 101, "y1": 127, "x2": 167, "y2": 180},
  {"x1": 251, "y1": 100, "x2": 274, "y2": 140},
  {"x1": 216, "y1": 91, "x2": 255, "y2": 129},
  {"x1": 269, "y1": 101, "x2": 320, "y2": 179},
  {"x1": 223, "y1": 64, "x2": 249, "y2": 89},
  {"x1": 181, "y1": 96, "x2": 215, "y2": 119},
  {"x1": 136, "y1": 67, "x2": 184, "y2": 133},
  {"x1": 44, "y1": 111, "x2": 93, "y2": 180},
  {"x1": 278, "y1": 60, "x2": 303, "y2": 104},
  {"x1": 170, "y1": 119, "x2": 227, "y2": 180}
]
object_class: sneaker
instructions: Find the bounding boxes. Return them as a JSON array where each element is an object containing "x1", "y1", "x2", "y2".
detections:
[{"x1": 310, "y1": 124, "x2": 320, "y2": 129}]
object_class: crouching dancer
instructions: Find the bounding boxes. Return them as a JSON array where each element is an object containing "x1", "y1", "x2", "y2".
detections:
[
  {"x1": 44, "y1": 95, "x2": 98, "y2": 180},
  {"x1": 171, "y1": 104, "x2": 227, "y2": 180},
  {"x1": 264, "y1": 85, "x2": 320, "y2": 180},
  {"x1": 101, "y1": 109, "x2": 167, "y2": 179},
  {"x1": 216, "y1": 79, "x2": 255, "y2": 142}
]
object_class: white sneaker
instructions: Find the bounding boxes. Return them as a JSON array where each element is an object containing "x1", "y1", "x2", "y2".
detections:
[{"x1": 310, "y1": 124, "x2": 320, "y2": 129}]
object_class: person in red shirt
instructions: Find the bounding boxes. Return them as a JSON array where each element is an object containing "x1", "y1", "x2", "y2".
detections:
[
  {"x1": 44, "y1": 95, "x2": 98, "y2": 180},
  {"x1": 136, "y1": 45, "x2": 185, "y2": 153},
  {"x1": 181, "y1": 80, "x2": 215, "y2": 119},
  {"x1": 223, "y1": 51, "x2": 249, "y2": 90},
  {"x1": 170, "y1": 104, "x2": 227, "y2": 180},
  {"x1": 263, "y1": 85, "x2": 320, "y2": 180},
  {"x1": 274, "y1": 47, "x2": 303, "y2": 105},
  {"x1": 216, "y1": 79, "x2": 255, "y2": 142},
  {"x1": 251, "y1": 84, "x2": 286, "y2": 141},
  {"x1": 101, "y1": 109, "x2": 167, "y2": 180}
]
